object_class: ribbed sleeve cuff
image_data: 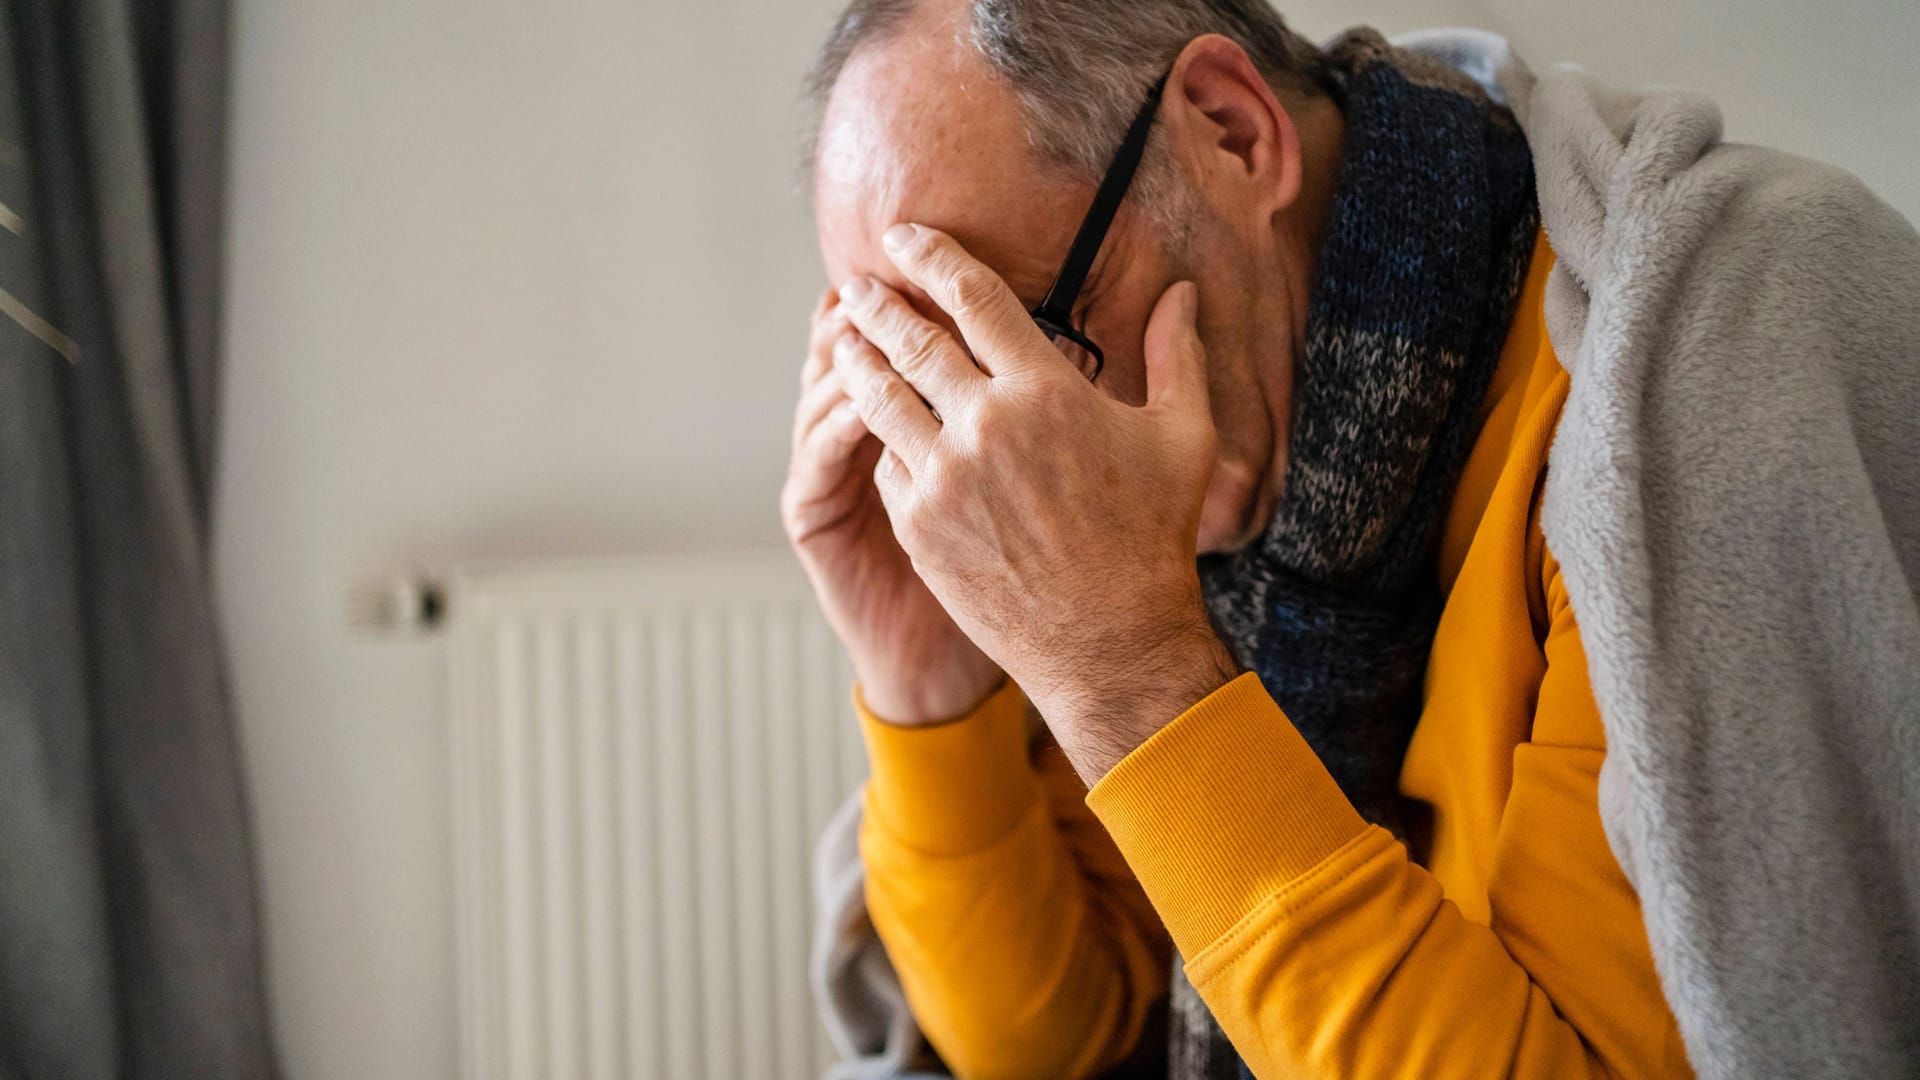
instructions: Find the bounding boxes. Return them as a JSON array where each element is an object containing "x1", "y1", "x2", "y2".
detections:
[
  {"x1": 856, "y1": 678, "x2": 1040, "y2": 858},
  {"x1": 1087, "y1": 672, "x2": 1369, "y2": 959}
]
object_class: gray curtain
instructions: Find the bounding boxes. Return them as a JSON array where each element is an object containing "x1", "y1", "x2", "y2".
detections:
[{"x1": 0, "y1": 1, "x2": 279, "y2": 1077}]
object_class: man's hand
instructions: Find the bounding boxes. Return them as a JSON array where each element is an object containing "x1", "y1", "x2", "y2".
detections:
[
  {"x1": 780, "y1": 289, "x2": 1006, "y2": 726},
  {"x1": 835, "y1": 224, "x2": 1239, "y2": 783}
]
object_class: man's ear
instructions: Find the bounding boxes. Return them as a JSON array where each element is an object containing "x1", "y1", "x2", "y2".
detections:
[{"x1": 1164, "y1": 34, "x2": 1303, "y2": 217}]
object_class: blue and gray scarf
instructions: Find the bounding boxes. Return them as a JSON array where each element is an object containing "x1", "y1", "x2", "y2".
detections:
[{"x1": 1175, "y1": 29, "x2": 1539, "y2": 1080}]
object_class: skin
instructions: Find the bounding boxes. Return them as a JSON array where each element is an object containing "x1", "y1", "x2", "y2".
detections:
[{"x1": 779, "y1": 11, "x2": 1346, "y2": 782}]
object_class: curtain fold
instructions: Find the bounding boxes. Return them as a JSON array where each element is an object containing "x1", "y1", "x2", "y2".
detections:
[{"x1": 1, "y1": 1, "x2": 278, "y2": 1077}]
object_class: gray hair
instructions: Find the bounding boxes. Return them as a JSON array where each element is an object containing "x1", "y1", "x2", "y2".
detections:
[{"x1": 802, "y1": 0, "x2": 1334, "y2": 207}]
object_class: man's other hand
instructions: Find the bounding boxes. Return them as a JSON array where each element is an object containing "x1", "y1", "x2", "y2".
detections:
[{"x1": 780, "y1": 288, "x2": 1006, "y2": 726}]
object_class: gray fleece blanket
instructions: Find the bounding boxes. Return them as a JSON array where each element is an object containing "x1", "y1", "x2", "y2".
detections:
[
  {"x1": 1483, "y1": 29, "x2": 1920, "y2": 1079},
  {"x1": 812, "y1": 29, "x2": 1920, "y2": 1080}
]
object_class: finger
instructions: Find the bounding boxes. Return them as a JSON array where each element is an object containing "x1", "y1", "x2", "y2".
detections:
[
  {"x1": 1143, "y1": 281, "x2": 1208, "y2": 416},
  {"x1": 784, "y1": 417, "x2": 883, "y2": 543},
  {"x1": 880, "y1": 223, "x2": 1056, "y2": 379},
  {"x1": 839, "y1": 276, "x2": 986, "y2": 411},
  {"x1": 802, "y1": 295, "x2": 849, "y2": 388},
  {"x1": 791, "y1": 399, "x2": 874, "y2": 488},
  {"x1": 872, "y1": 446, "x2": 913, "y2": 524},
  {"x1": 833, "y1": 326, "x2": 940, "y2": 472},
  {"x1": 791, "y1": 366, "x2": 849, "y2": 454}
]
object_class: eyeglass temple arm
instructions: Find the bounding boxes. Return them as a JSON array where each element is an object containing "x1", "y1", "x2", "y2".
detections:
[{"x1": 1032, "y1": 73, "x2": 1171, "y2": 324}]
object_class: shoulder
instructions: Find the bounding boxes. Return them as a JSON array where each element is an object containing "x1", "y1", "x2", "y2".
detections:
[
  {"x1": 1525, "y1": 63, "x2": 1920, "y2": 305},
  {"x1": 1689, "y1": 144, "x2": 1918, "y2": 290}
]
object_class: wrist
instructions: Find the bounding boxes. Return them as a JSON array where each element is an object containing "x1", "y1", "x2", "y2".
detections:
[
  {"x1": 854, "y1": 654, "x2": 1006, "y2": 727},
  {"x1": 1038, "y1": 616, "x2": 1240, "y2": 784}
]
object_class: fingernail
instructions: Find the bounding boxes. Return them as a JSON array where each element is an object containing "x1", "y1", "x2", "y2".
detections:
[
  {"x1": 882, "y1": 224, "x2": 917, "y2": 254},
  {"x1": 841, "y1": 277, "x2": 872, "y2": 302}
]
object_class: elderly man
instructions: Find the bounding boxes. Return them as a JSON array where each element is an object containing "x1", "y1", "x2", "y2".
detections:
[{"x1": 781, "y1": 1, "x2": 1920, "y2": 1078}]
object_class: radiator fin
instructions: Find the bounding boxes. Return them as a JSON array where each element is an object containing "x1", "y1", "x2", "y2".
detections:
[{"x1": 449, "y1": 558, "x2": 861, "y2": 1079}]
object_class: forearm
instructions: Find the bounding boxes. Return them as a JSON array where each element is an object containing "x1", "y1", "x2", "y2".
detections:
[
  {"x1": 1033, "y1": 607, "x2": 1242, "y2": 786},
  {"x1": 1088, "y1": 674, "x2": 1687, "y2": 1079},
  {"x1": 857, "y1": 681, "x2": 1170, "y2": 1079},
  {"x1": 1177, "y1": 831, "x2": 1627, "y2": 1078}
]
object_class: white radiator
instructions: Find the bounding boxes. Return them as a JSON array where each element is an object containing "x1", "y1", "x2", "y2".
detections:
[{"x1": 446, "y1": 554, "x2": 864, "y2": 1080}]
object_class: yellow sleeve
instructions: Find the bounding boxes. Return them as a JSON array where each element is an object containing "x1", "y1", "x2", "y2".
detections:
[
  {"x1": 857, "y1": 678, "x2": 1172, "y2": 1080},
  {"x1": 1087, "y1": 571, "x2": 1693, "y2": 1078}
]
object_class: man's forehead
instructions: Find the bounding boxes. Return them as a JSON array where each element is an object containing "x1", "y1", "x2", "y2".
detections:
[
  {"x1": 813, "y1": 39, "x2": 1081, "y2": 301},
  {"x1": 815, "y1": 6, "x2": 1016, "y2": 185}
]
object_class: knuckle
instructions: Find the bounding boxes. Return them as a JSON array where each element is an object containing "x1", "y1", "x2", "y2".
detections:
[
  {"x1": 946, "y1": 266, "x2": 999, "y2": 317},
  {"x1": 877, "y1": 459, "x2": 911, "y2": 505},
  {"x1": 925, "y1": 463, "x2": 963, "y2": 502},
  {"x1": 847, "y1": 352, "x2": 882, "y2": 390},
  {"x1": 967, "y1": 406, "x2": 1003, "y2": 446},
  {"x1": 868, "y1": 374, "x2": 911, "y2": 413},
  {"x1": 897, "y1": 323, "x2": 947, "y2": 369},
  {"x1": 1017, "y1": 374, "x2": 1071, "y2": 412},
  {"x1": 915, "y1": 451, "x2": 946, "y2": 488}
]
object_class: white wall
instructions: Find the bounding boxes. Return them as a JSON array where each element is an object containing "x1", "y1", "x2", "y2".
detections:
[
  {"x1": 216, "y1": 3, "x2": 1918, "y2": 1079},
  {"x1": 218, "y1": 3, "x2": 847, "y2": 1077}
]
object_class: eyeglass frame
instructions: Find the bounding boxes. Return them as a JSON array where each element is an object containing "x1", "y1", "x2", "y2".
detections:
[{"x1": 1027, "y1": 70, "x2": 1172, "y2": 384}]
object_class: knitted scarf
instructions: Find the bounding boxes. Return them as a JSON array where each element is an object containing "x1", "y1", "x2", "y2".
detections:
[{"x1": 1172, "y1": 30, "x2": 1538, "y2": 1080}]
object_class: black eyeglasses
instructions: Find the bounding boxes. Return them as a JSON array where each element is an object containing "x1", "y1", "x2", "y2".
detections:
[{"x1": 1028, "y1": 72, "x2": 1171, "y2": 383}]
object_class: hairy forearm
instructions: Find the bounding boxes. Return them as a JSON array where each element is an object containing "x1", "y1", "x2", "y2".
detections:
[{"x1": 1023, "y1": 587, "x2": 1243, "y2": 786}]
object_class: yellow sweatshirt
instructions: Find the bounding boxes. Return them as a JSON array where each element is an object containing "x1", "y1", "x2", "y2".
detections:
[{"x1": 855, "y1": 239, "x2": 1695, "y2": 1079}]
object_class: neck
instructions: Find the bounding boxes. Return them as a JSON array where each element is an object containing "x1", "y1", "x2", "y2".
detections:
[{"x1": 1241, "y1": 95, "x2": 1344, "y2": 532}]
